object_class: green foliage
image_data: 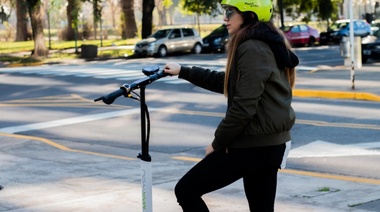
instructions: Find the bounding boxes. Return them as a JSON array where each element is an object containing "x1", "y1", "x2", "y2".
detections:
[
  {"x1": 281, "y1": 0, "x2": 340, "y2": 23},
  {"x1": 92, "y1": 0, "x2": 103, "y2": 23},
  {"x1": 163, "y1": 0, "x2": 174, "y2": 8},
  {"x1": 97, "y1": 49, "x2": 134, "y2": 58},
  {"x1": 317, "y1": 0, "x2": 333, "y2": 21},
  {"x1": 182, "y1": 0, "x2": 221, "y2": 16},
  {"x1": 70, "y1": 0, "x2": 82, "y2": 30},
  {"x1": 317, "y1": 187, "x2": 330, "y2": 192}
]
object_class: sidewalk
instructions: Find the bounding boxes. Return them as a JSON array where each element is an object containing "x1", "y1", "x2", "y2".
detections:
[
  {"x1": 1, "y1": 55, "x2": 380, "y2": 211},
  {"x1": 293, "y1": 63, "x2": 380, "y2": 102}
]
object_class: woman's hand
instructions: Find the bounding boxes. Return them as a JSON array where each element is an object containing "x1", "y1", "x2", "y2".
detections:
[
  {"x1": 164, "y1": 62, "x2": 181, "y2": 76},
  {"x1": 205, "y1": 144, "x2": 214, "y2": 156}
]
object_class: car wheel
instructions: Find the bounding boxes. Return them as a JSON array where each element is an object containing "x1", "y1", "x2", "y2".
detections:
[
  {"x1": 193, "y1": 43, "x2": 202, "y2": 54},
  {"x1": 362, "y1": 55, "x2": 368, "y2": 63},
  {"x1": 133, "y1": 53, "x2": 141, "y2": 58},
  {"x1": 157, "y1": 46, "x2": 167, "y2": 57},
  {"x1": 308, "y1": 37, "x2": 315, "y2": 47}
]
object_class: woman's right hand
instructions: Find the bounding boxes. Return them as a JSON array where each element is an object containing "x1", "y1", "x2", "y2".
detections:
[{"x1": 164, "y1": 62, "x2": 181, "y2": 76}]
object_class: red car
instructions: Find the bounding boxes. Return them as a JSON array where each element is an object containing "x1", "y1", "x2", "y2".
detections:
[{"x1": 283, "y1": 24, "x2": 320, "y2": 47}]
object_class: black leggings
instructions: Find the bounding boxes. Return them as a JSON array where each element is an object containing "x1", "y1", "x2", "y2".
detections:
[{"x1": 175, "y1": 144, "x2": 285, "y2": 212}]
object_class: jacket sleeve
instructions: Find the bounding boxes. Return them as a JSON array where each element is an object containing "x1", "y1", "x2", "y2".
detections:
[
  {"x1": 211, "y1": 41, "x2": 275, "y2": 151},
  {"x1": 178, "y1": 66, "x2": 225, "y2": 94}
]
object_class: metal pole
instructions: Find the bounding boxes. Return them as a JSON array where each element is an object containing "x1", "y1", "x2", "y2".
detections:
[
  {"x1": 279, "y1": 0, "x2": 285, "y2": 30},
  {"x1": 349, "y1": 0, "x2": 355, "y2": 90},
  {"x1": 47, "y1": 9, "x2": 51, "y2": 50}
]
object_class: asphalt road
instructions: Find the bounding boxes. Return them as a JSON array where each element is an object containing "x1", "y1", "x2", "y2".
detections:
[{"x1": 0, "y1": 45, "x2": 379, "y2": 181}]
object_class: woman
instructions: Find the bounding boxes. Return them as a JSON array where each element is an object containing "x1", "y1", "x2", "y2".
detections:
[{"x1": 164, "y1": 0, "x2": 298, "y2": 211}]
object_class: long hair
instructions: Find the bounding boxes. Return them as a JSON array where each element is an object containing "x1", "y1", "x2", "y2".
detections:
[{"x1": 224, "y1": 12, "x2": 296, "y2": 97}]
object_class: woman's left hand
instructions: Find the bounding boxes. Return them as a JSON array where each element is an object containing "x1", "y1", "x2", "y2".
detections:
[{"x1": 205, "y1": 144, "x2": 214, "y2": 156}]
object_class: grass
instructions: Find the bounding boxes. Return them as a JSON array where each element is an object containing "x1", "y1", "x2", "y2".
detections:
[
  {"x1": 0, "y1": 38, "x2": 138, "y2": 65},
  {"x1": 0, "y1": 24, "x2": 219, "y2": 65},
  {"x1": 0, "y1": 21, "x2": 326, "y2": 66},
  {"x1": 317, "y1": 187, "x2": 331, "y2": 192},
  {"x1": 0, "y1": 38, "x2": 138, "y2": 54}
]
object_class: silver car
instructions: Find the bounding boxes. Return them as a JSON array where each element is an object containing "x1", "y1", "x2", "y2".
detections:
[{"x1": 133, "y1": 28, "x2": 203, "y2": 57}]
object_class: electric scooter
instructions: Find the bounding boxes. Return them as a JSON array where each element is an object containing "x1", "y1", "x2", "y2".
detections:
[{"x1": 94, "y1": 66, "x2": 167, "y2": 212}]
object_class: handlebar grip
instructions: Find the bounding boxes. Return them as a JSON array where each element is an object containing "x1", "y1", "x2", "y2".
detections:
[{"x1": 94, "y1": 88, "x2": 125, "y2": 105}]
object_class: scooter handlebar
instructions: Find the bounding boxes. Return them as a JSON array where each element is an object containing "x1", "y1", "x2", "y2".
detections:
[
  {"x1": 94, "y1": 87, "x2": 126, "y2": 105},
  {"x1": 94, "y1": 67, "x2": 168, "y2": 105}
]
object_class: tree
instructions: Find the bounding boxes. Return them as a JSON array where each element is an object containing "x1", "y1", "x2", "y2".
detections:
[
  {"x1": 317, "y1": 0, "x2": 334, "y2": 30},
  {"x1": 155, "y1": 0, "x2": 173, "y2": 27},
  {"x1": 88, "y1": 0, "x2": 103, "y2": 39},
  {"x1": 107, "y1": 0, "x2": 118, "y2": 28},
  {"x1": 121, "y1": 0, "x2": 137, "y2": 38},
  {"x1": 15, "y1": 0, "x2": 29, "y2": 41},
  {"x1": 283, "y1": 0, "x2": 302, "y2": 20},
  {"x1": 181, "y1": 0, "x2": 221, "y2": 32},
  {"x1": 27, "y1": 0, "x2": 48, "y2": 57},
  {"x1": 141, "y1": 0, "x2": 155, "y2": 38},
  {"x1": 0, "y1": 4, "x2": 11, "y2": 24},
  {"x1": 65, "y1": 0, "x2": 82, "y2": 40}
]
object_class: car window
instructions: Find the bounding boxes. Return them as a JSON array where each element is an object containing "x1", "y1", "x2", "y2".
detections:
[
  {"x1": 182, "y1": 28, "x2": 194, "y2": 37},
  {"x1": 339, "y1": 22, "x2": 349, "y2": 29},
  {"x1": 291, "y1": 26, "x2": 300, "y2": 33},
  {"x1": 352, "y1": 21, "x2": 358, "y2": 30},
  {"x1": 356, "y1": 21, "x2": 365, "y2": 29},
  {"x1": 300, "y1": 25, "x2": 308, "y2": 32},
  {"x1": 169, "y1": 29, "x2": 181, "y2": 39},
  {"x1": 211, "y1": 25, "x2": 227, "y2": 35},
  {"x1": 331, "y1": 22, "x2": 348, "y2": 30},
  {"x1": 150, "y1": 29, "x2": 171, "y2": 39}
]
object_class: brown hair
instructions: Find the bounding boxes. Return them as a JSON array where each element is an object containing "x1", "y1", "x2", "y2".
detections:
[{"x1": 224, "y1": 12, "x2": 296, "y2": 97}]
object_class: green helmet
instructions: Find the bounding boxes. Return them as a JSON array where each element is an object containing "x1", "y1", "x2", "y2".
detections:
[{"x1": 221, "y1": 0, "x2": 273, "y2": 22}]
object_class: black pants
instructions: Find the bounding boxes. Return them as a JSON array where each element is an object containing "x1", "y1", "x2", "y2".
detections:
[{"x1": 175, "y1": 144, "x2": 285, "y2": 212}]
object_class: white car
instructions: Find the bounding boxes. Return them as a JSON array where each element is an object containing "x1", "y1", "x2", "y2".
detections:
[{"x1": 133, "y1": 28, "x2": 203, "y2": 57}]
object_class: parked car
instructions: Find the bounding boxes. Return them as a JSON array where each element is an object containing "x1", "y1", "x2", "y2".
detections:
[
  {"x1": 320, "y1": 19, "x2": 372, "y2": 45},
  {"x1": 202, "y1": 24, "x2": 229, "y2": 52},
  {"x1": 362, "y1": 29, "x2": 380, "y2": 63},
  {"x1": 133, "y1": 28, "x2": 203, "y2": 57},
  {"x1": 282, "y1": 24, "x2": 320, "y2": 47}
]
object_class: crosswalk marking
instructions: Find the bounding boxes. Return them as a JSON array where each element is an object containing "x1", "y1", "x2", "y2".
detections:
[
  {"x1": 0, "y1": 65, "x2": 190, "y2": 84},
  {"x1": 0, "y1": 63, "x2": 316, "y2": 84},
  {"x1": 289, "y1": 140, "x2": 380, "y2": 158}
]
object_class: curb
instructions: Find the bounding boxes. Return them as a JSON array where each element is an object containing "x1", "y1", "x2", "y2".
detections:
[
  {"x1": 5, "y1": 62, "x2": 44, "y2": 68},
  {"x1": 293, "y1": 89, "x2": 380, "y2": 102}
]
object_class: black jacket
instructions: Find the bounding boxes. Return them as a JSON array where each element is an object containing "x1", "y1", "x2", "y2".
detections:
[{"x1": 179, "y1": 34, "x2": 297, "y2": 151}]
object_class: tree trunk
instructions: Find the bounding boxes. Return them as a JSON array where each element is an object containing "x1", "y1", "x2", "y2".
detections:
[
  {"x1": 65, "y1": 0, "x2": 77, "y2": 41},
  {"x1": 121, "y1": 0, "x2": 137, "y2": 38},
  {"x1": 155, "y1": 0, "x2": 167, "y2": 27},
  {"x1": 142, "y1": 0, "x2": 155, "y2": 38},
  {"x1": 16, "y1": 0, "x2": 29, "y2": 41},
  {"x1": 93, "y1": 0, "x2": 98, "y2": 39},
  {"x1": 109, "y1": 0, "x2": 118, "y2": 28},
  {"x1": 28, "y1": 0, "x2": 48, "y2": 57}
]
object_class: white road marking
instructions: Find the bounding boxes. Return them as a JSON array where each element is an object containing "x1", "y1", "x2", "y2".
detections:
[
  {"x1": 0, "y1": 64, "x2": 317, "y2": 82},
  {"x1": 0, "y1": 108, "x2": 159, "y2": 134},
  {"x1": 289, "y1": 140, "x2": 380, "y2": 158}
]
